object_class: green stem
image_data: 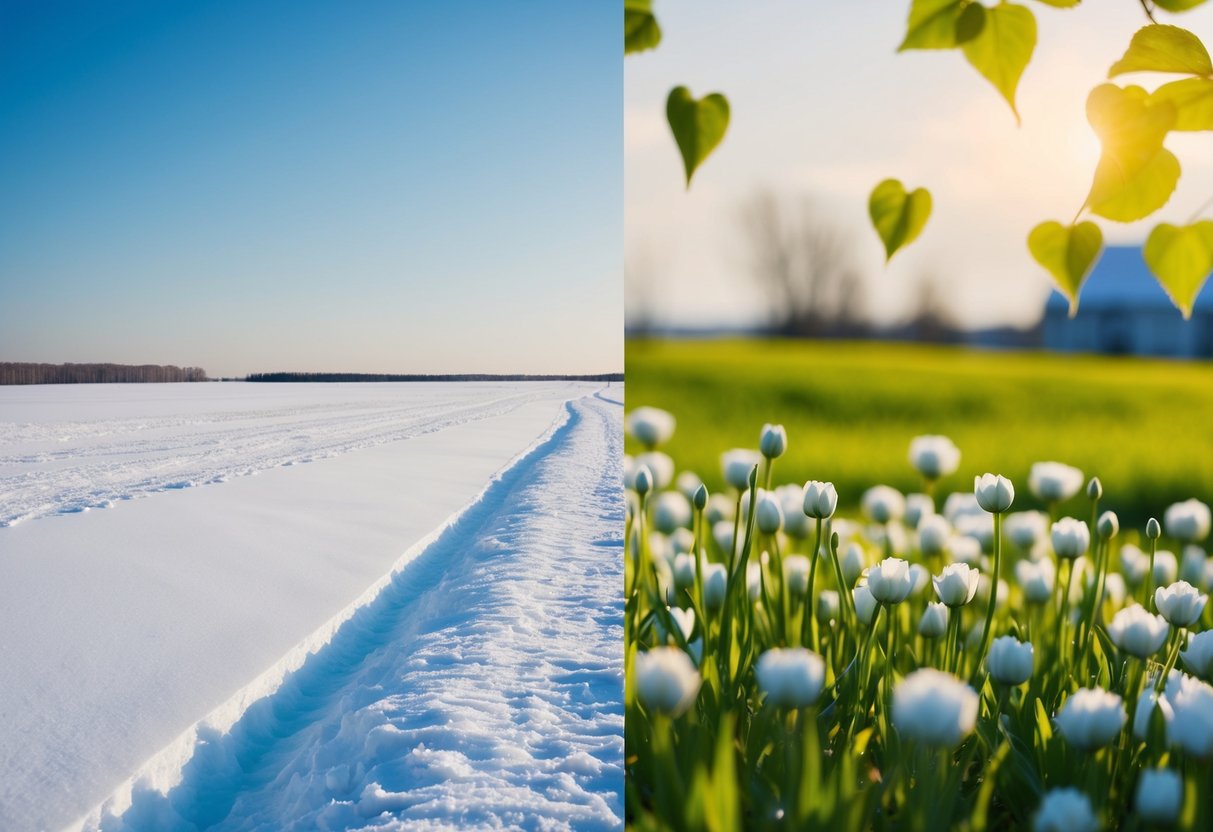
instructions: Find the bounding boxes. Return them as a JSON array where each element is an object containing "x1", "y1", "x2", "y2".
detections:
[
  {"x1": 972, "y1": 511, "x2": 1003, "y2": 686},
  {"x1": 1147, "y1": 536, "x2": 1159, "y2": 612},
  {"x1": 805, "y1": 517, "x2": 823, "y2": 650}
]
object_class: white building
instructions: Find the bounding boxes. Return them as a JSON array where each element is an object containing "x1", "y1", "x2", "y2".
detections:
[{"x1": 1042, "y1": 245, "x2": 1213, "y2": 358}]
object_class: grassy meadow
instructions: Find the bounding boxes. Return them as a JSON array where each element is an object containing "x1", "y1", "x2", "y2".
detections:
[{"x1": 625, "y1": 339, "x2": 1213, "y2": 525}]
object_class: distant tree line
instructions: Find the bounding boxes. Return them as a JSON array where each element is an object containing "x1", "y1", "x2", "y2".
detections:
[
  {"x1": 247, "y1": 372, "x2": 624, "y2": 383},
  {"x1": 0, "y1": 363, "x2": 209, "y2": 385}
]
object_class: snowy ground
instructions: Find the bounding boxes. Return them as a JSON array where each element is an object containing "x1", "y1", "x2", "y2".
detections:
[{"x1": 0, "y1": 383, "x2": 623, "y2": 831}]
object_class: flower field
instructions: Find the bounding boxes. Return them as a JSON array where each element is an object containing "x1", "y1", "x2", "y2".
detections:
[{"x1": 624, "y1": 372, "x2": 1213, "y2": 830}]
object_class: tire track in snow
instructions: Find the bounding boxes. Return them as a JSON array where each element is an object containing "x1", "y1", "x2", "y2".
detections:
[{"x1": 83, "y1": 393, "x2": 623, "y2": 831}]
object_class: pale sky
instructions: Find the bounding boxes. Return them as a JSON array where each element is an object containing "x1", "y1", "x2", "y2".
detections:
[
  {"x1": 0, "y1": 2, "x2": 620, "y2": 377},
  {"x1": 626, "y1": 1, "x2": 1213, "y2": 330}
]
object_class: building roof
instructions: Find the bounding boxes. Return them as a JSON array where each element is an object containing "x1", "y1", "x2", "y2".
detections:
[{"x1": 1044, "y1": 245, "x2": 1213, "y2": 314}]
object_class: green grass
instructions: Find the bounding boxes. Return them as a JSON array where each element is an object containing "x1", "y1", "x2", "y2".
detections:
[{"x1": 625, "y1": 339, "x2": 1213, "y2": 525}]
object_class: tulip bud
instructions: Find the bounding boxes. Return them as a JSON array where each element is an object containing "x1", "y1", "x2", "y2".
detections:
[
  {"x1": 755, "y1": 647, "x2": 825, "y2": 708},
  {"x1": 987, "y1": 635, "x2": 1034, "y2": 685},
  {"x1": 918, "y1": 602, "x2": 948, "y2": 638},
  {"x1": 1033, "y1": 788, "x2": 1098, "y2": 832},
  {"x1": 1055, "y1": 687, "x2": 1126, "y2": 751},
  {"x1": 755, "y1": 491, "x2": 783, "y2": 535},
  {"x1": 635, "y1": 451, "x2": 674, "y2": 490},
  {"x1": 1147, "y1": 517, "x2": 1162, "y2": 540},
  {"x1": 1086, "y1": 476, "x2": 1103, "y2": 501},
  {"x1": 974, "y1": 473, "x2": 1014, "y2": 513},
  {"x1": 1097, "y1": 510, "x2": 1119, "y2": 540},
  {"x1": 853, "y1": 584, "x2": 878, "y2": 624},
  {"x1": 634, "y1": 465, "x2": 653, "y2": 496},
  {"x1": 1136, "y1": 768, "x2": 1182, "y2": 825},
  {"x1": 692, "y1": 483, "x2": 708, "y2": 511},
  {"x1": 721, "y1": 449, "x2": 762, "y2": 492},
  {"x1": 634, "y1": 647, "x2": 700, "y2": 717},
  {"x1": 759, "y1": 423, "x2": 787, "y2": 460},
  {"x1": 802, "y1": 480, "x2": 838, "y2": 520}
]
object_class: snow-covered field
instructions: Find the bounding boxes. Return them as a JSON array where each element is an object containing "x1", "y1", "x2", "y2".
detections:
[{"x1": 0, "y1": 383, "x2": 623, "y2": 831}]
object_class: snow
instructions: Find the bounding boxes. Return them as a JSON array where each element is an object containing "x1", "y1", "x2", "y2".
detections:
[{"x1": 0, "y1": 383, "x2": 623, "y2": 831}]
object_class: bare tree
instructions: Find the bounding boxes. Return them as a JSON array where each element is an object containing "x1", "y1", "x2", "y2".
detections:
[
  {"x1": 625, "y1": 240, "x2": 662, "y2": 338},
  {"x1": 905, "y1": 271, "x2": 960, "y2": 343},
  {"x1": 738, "y1": 190, "x2": 867, "y2": 336}
]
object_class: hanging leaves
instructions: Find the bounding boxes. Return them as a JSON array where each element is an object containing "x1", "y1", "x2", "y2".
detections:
[
  {"x1": 666, "y1": 87, "x2": 731, "y2": 187},
  {"x1": 1084, "y1": 84, "x2": 1180, "y2": 222},
  {"x1": 625, "y1": 0, "x2": 662, "y2": 55},
  {"x1": 1150, "y1": 77, "x2": 1213, "y2": 131},
  {"x1": 1027, "y1": 221, "x2": 1104, "y2": 317},
  {"x1": 899, "y1": 0, "x2": 969, "y2": 50},
  {"x1": 869, "y1": 179, "x2": 933, "y2": 262},
  {"x1": 1108, "y1": 25, "x2": 1213, "y2": 78},
  {"x1": 1143, "y1": 222, "x2": 1213, "y2": 319},
  {"x1": 961, "y1": 2, "x2": 1037, "y2": 122}
]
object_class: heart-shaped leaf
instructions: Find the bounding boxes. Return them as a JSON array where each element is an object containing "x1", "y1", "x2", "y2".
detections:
[
  {"x1": 899, "y1": 0, "x2": 966, "y2": 51},
  {"x1": 869, "y1": 179, "x2": 932, "y2": 262},
  {"x1": 1030, "y1": 0, "x2": 1080, "y2": 6},
  {"x1": 961, "y1": 2, "x2": 1037, "y2": 123},
  {"x1": 1153, "y1": 0, "x2": 1209, "y2": 10},
  {"x1": 1150, "y1": 77, "x2": 1213, "y2": 131},
  {"x1": 1028, "y1": 220, "x2": 1104, "y2": 316},
  {"x1": 666, "y1": 86, "x2": 730, "y2": 188},
  {"x1": 1143, "y1": 221, "x2": 1213, "y2": 318},
  {"x1": 625, "y1": 0, "x2": 662, "y2": 55},
  {"x1": 1108, "y1": 25, "x2": 1213, "y2": 77},
  {"x1": 1085, "y1": 84, "x2": 1180, "y2": 222}
]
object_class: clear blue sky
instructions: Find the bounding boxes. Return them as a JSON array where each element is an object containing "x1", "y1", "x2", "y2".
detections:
[{"x1": 0, "y1": 1, "x2": 621, "y2": 377}]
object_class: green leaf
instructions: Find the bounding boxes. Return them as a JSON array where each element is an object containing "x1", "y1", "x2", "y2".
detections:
[
  {"x1": 1029, "y1": 0, "x2": 1080, "y2": 6},
  {"x1": 899, "y1": 0, "x2": 965, "y2": 51},
  {"x1": 1143, "y1": 221, "x2": 1213, "y2": 318},
  {"x1": 1153, "y1": 0, "x2": 1209, "y2": 13},
  {"x1": 868, "y1": 178, "x2": 933, "y2": 261},
  {"x1": 961, "y1": 2, "x2": 1037, "y2": 122},
  {"x1": 1027, "y1": 220, "x2": 1104, "y2": 316},
  {"x1": 1108, "y1": 25, "x2": 1213, "y2": 77},
  {"x1": 955, "y1": 2, "x2": 987, "y2": 44},
  {"x1": 1151, "y1": 76, "x2": 1213, "y2": 130},
  {"x1": 1085, "y1": 83, "x2": 1181, "y2": 222},
  {"x1": 666, "y1": 87, "x2": 730, "y2": 187},
  {"x1": 624, "y1": 0, "x2": 662, "y2": 55}
]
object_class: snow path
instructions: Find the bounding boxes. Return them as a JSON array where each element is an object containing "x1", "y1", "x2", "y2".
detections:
[
  {"x1": 0, "y1": 382, "x2": 576, "y2": 527},
  {"x1": 83, "y1": 392, "x2": 624, "y2": 831}
]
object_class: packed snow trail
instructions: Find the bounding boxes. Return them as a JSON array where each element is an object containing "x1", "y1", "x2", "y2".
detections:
[{"x1": 83, "y1": 392, "x2": 623, "y2": 830}]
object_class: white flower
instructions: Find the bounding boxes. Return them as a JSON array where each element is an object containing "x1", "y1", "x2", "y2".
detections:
[
  {"x1": 944, "y1": 492, "x2": 985, "y2": 525},
  {"x1": 755, "y1": 647, "x2": 825, "y2": 708},
  {"x1": 759, "y1": 423, "x2": 787, "y2": 460},
  {"x1": 626, "y1": 406, "x2": 676, "y2": 448},
  {"x1": 776, "y1": 484, "x2": 810, "y2": 537},
  {"x1": 1181, "y1": 544, "x2": 1208, "y2": 587},
  {"x1": 908, "y1": 563, "x2": 930, "y2": 596},
  {"x1": 654, "y1": 607, "x2": 695, "y2": 642},
  {"x1": 918, "y1": 514, "x2": 951, "y2": 556},
  {"x1": 634, "y1": 465, "x2": 653, "y2": 496},
  {"x1": 987, "y1": 636, "x2": 1034, "y2": 685},
  {"x1": 949, "y1": 535, "x2": 983, "y2": 566},
  {"x1": 747, "y1": 563, "x2": 763, "y2": 603},
  {"x1": 891, "y1": 668, "x2": 978, "y2": 747},
  {"x1": 1015, "y1": 557, "x2": 1056, "y2": 605},
  {"x1": 908, "y1": 435, "x2": 961, "y2": 481},
  {"x1": 817, "y1": 590, "x2": 840, "y2": 622},
  {"x1": 635, "y1": 647, "x2": 700, "y2": 717},
  {"x1": 784, "y1": 555, "x2": 810, "y2": 597},
  {"x1": 721, "y1": 449, "x2": 761, "y2": 491},
  {"x1": 1155, "y1": 580, "x2": 1208, "y2": 628},
  {"x1": 675, "y1": 470, "x2": 704, "y2": 502},
  {"x1": 755, "y1": 490, "x2": 784, "y2": 535},
  {"x1": 974, "y1": 473, "x2": 1015, "y2": 513},
  {"x1": 652, "y1": 492, "x2": 692, "y2": 534},
  {"x1": 1097, "y1": 510, "x2": 1119, "y2": 540},
  {"x1": 1169, "y1": 674, "x2": 1213, "y2": 757},
  {"x1": 1136, "y1": 768, "x2": 1182, "y2": 825},
  {"x1": 919, "y1": 602, "x2": 948, "y2": 638},
  {"x1": 842, "y1": 542, "x2": 866, "y2": 586},
  {"x1": 712, "y1": 520, "x2": 738, "y2": 560},
  {"x1": 702, "y1": 563, "x2": 728, "y2": 610},
  {"x1": 1120, "y1": 543, "x2": 1149, "y2": 587},
  {"x1": 933, "y1": 562, "x2": 980, "y2": 607},
  {"x1": 705, "y1": 494, "x2": 734, "y2": 525},
  {"x1": 1028, "y1": 462, "x2": 1085, "y2": 503},
  {"x1": 869, "y1": 557, "x2": 914, "y2": 604},
  {"x1": 1133, "y1": 688, "x2": 1174, "y2": 740},
  {"x1": 1056, "y1": 688, "x2": 1126, "y2": 751},
  {"x1": 1107, "y1": 604, "x2": 1169, "y2": 658},
  {"x1": 1104, "y1": 572, "x2": 1127, "y2": 607},
  {"x1": 672, "y1": 553, "x2": 696, "y2": 590},
  {"x1": 1184, "y1": 630, "x2": 1213, "y2": 677},
  {"x1": 1051, "y1": 518, "x2": 1090, "y2": 560},
  {"x1": 853, "y1": 584, "x2": 878, "y2": 624},
  {"x1": 637, "y1": 451, "x2": 675, "y2": 491},
  {"x1": 862, "y1": 485, "x2": 906, "y2": 524},
  {"x1": 1155, "y1": 550, "x2": 1179, "y2": 586},
  {"x1": 1033, "y1": 788, "x2": 1098, "y2": 832},
  {"x1": 905, "y1": 493, "x2": 934, "y2": 530},
  {"x1": 1165, "y1": 499, "x2": 1212, "y2": 543},
  {"x1": 802, "y1": 480, "x2": 838, "y2": 520},
  {"x1": 1005, "y1": 511, "x2": 1048, "y2": 551}
]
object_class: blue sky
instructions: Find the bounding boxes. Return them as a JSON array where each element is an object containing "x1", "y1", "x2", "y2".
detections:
[
  {"x1": 0, "y1": 1, "x2": 620, "y2": 376},
  {"x1": 627, "y1": 1, "x2": 1213, "y2": 330}
]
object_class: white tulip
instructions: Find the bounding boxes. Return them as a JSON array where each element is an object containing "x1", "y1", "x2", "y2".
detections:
[
  {"x1": 1028, "y1": 461, "x2": 1085, "y2": 503},
  {"x1": 802, "y1": 480, "x2": 838, "y2": 520},
  {"x1": 891, "y1": 668, "x2": 978, "y2": 747},
  {"x1": 908, "y1": 563, "x2": 930, "y2": 597},
  {"x1": 747, "y1": 562, "x2": 763, "y2": 603},
  {"x1": 1005, "y1": 511, "x2": 1048, "y2": 551},
  {"x1": 1181, "y1": 544, "x2": 1208, "y2": 587},
  {"x1": 949, "y1": 535, "x2": 983, "y2": 566},
  {"x1": 1097, "y1": 510, "x2": 1119, "y2": 540},
  {"x1": 784, "y1": 555, "x2": 810, "y2": 597},
  {"x1": 944, "y1": 492, "x2": 985, "y2": 525},
  {"x1": 712, "y1": 520, "x2": 739, "y2": 560},
  {"x1": 671, "y1": 528, "x2": 695, "y2": 556},
  {"x1": 676, "y1": 470, "x2": 704, "y2": 502},
  {"x1": 635, "y1": 451, "x2": 674, "y2": 491},
  {"x1": 1169, "y1": 673, "x2": 1213, "y2": 757},
  {"x1": 776, "y1": 484, "x2": 810, "y2": 537},
  {"x1": 626, "y1": 406, "x2": 676, "y2": 448},
  {"x1": 759, "y1": 423, "x2": 787, "y2": 460},
  {"x1": 853, "y1": 584, "x2": 879, "y2": 624},
  {"x1": 905, "y1": 493, "x2": 934, "y2": 530},
  {"x1": 1133, "y1": 688, "x2": 1174, "y2": 741},
  {"x1": 919, "y1": 602, "x2": 948, "y2": 638},
  {"x1": 702, "y1": 563, "x2": 728, "y2": 610},
  {"x1": 974, "y1": 473, "x2": 1015, "y2": 513},
  {"x1": 1033, "y1": 788, "x2": 1098, "y2": 832},
  {"x1": 1104, "y1": 572, "x2": 1128, "y2": 607},
  {"x1": 1155, "y1": 550, "x2": 1179, "y2": 586},
  {"x1": 817, "y1": 590, "x2": 840, "y2": 622},
  {"x1": 1120, "y1": 543, "x2": 1149, "y2": 587},
  {"x1": 634, "y1": 465, "x2": 653, "y2": 496},
  {"x1": 1051, "y1": 518, "x2": 1090, "y2": 560},
  {"x1": 672, "y1": 553, "x2": 696, "y2": 590},
  {"x1": 987, "y1": 635, "x2": 1034, "y2": 685},
  {"x1": 908, "y1": 434, "x2": 961, "y2": 480},
  {"x1": 1107, "y1": 604, "x2": 1169, "y2": 658},
  {"x1": 1155, "y1": 580, "x2": 1208, "y2": 628},
  {"x1": 1056, "y1": 688, "x2": 1125, "y2": 751},
  {"x1": 862, "y1": 485, "x2": 906, "y2": 524},
  {"x1": 917, "y1": 513, "x2": 951, "y2": 556},
  {"x1": 755, "y1": 491, "x2": 784, "y2": 535},
  {"x1": 1183, "y1": 630, "x2": 1213, "y2": 677},
  {"x1": 652, "y1": 491, "x2": 692, "y2": 534},
  {"x1": 635, "y1": 647, "x2": 700, "y2": 717},
  {"x1": 1015, "y1": 557, "x2": 1056, "y2": 604},
  {"x1": 1136, "y1": 768, "x2": 1183, "y2": 825},
  {"x1": 1165, "y1": 499, "x2": 1212, "y2": 543},
  {"x1": 721, "y1": 449, "x2": 761, "y2": 491},
  {"x1": 706, "y1": 494, "x2": 734, "y2": 524},
  {"x1": 755, "y1": 647, "x2": 825, "y2": 708},
  {"x1": 868, "y1": 557, "x2": 914, "y2": 604},
  {"x1": 842, "y1": 543, "x2": 867, "y2": 587},
  {"x1": 933, "y1": 562, "x2": 980, "y2": 607}
]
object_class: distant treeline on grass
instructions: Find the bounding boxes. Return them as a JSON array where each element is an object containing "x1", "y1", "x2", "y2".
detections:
[
  {"x1": 0, "y1": 362, "x2": 209, "y2": 385},
  {"x1": 247, "y1": 372, "x2": 624, "y2": 383}
]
